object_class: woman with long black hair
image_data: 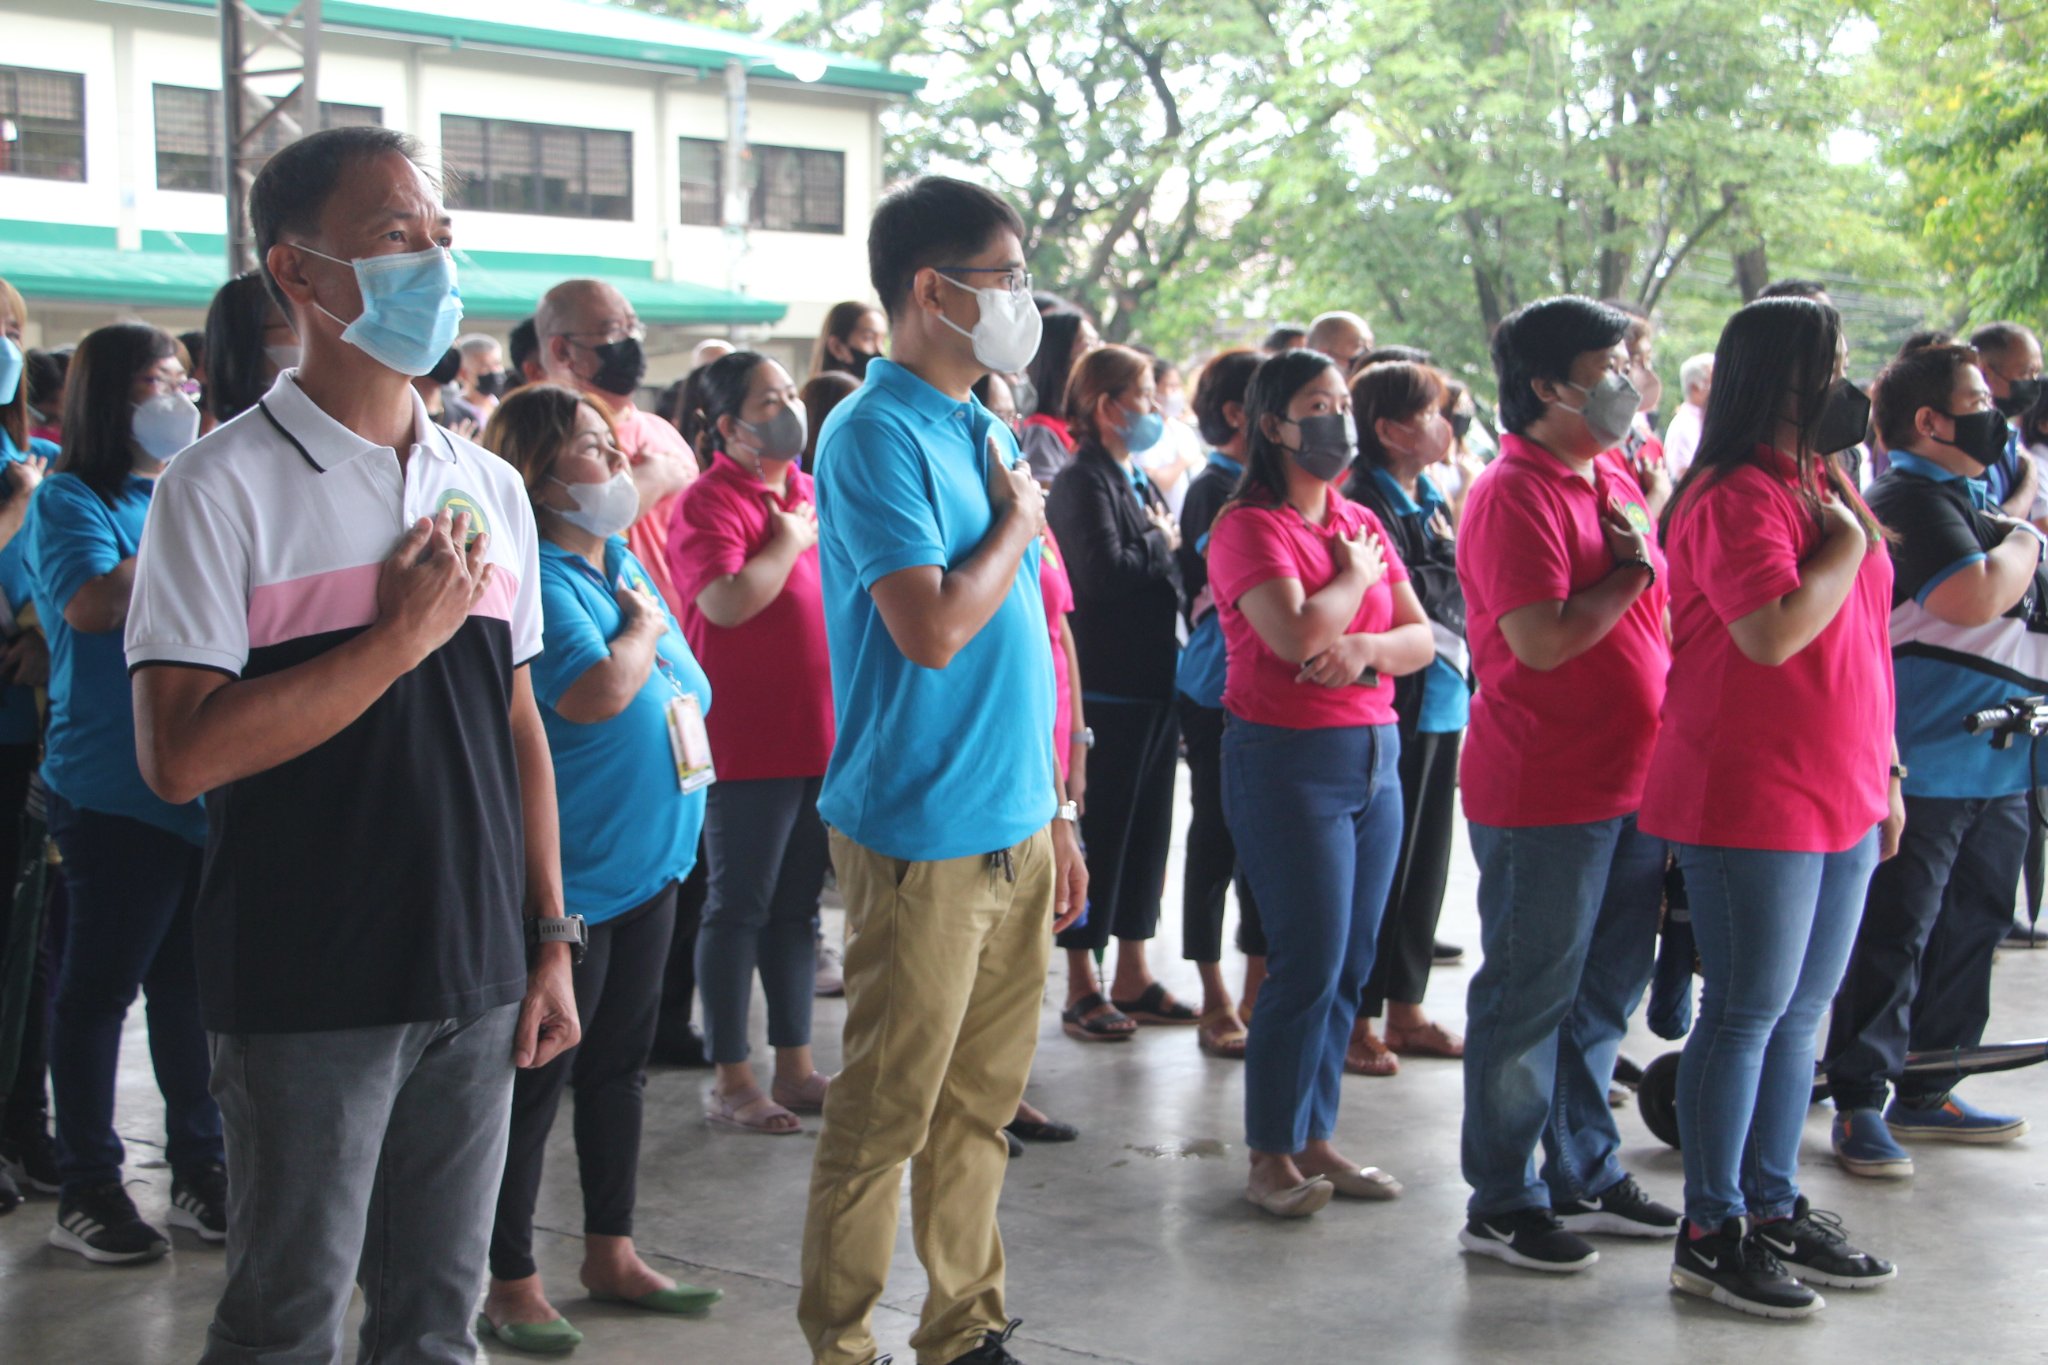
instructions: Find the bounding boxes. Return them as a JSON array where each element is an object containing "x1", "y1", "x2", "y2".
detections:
[
  {"x1": 1643, "y1": 297, "x2": 1901, "y2": 1317},
  {"x1": 32, "y1": 323, "x2": 219, "y2": 1264},
  {"x1": 1018, "y1": 310, "x2": 1099, "y2": 483},
  {"x1": 1209, "y1": 349, "x2": 1434, "y2": 1217}
]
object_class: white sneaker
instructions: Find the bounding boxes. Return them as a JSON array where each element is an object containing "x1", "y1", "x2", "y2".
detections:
[{"x1": 814, "y1": 940, "x2": 845, "y2": 997}]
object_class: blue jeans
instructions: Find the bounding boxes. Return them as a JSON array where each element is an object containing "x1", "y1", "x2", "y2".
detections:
[
  {"x1": 1676, "y1": 830, "x2": 1879, "y2": 1228},
  {"x1": 1223, "y1": 718, "x2": 1401, "y2": 1155},
  {"x1": 46, "y1": 793, "x2": 221, "y2": 1192},
  {"x1": 1461, "y1": 815, "x2": 1665, "y2": 1218}
]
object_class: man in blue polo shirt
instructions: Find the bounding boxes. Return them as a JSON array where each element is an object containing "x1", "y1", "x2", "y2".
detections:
[
  {"x1": 1827, "y1": 342, "x2": 2046, "y2": 1179},
  {"x1": 797, "y1": 176, "x2": 1087, "y2": 1365}
]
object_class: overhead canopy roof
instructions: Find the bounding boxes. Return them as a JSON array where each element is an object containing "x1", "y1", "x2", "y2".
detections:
[
  {"x1": 139, "y1": 0, "x2": 926, "y2": 96},
  {"x1": 0, "y1": 226, "x2": 786, "y2": 325}
]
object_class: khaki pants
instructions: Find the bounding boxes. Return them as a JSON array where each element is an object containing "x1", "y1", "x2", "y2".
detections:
[{"x1": 799, "y1": 826, "x2": 1055, "y2": 1365}]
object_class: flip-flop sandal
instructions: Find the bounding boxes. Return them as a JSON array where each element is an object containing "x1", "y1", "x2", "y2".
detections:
[
  {"x1": 1345, "y1": 1033, "x2": 1400, "y2": 1077},
  {"x1": 1386, "y1": 1022, "x2": 1465, "y2": 1059},
  {"x1": 1006, "y1": 1115, "x2": 1080, "y2": 1142},
  {"x1": 705, "y1": 1086, "x2": 801, "y2": 1134},
  {"x1": 1061, "y1": 991, "x2": 1136, "y2": 1042},
  {"x1": 1196, "y1": 1010, "x2": 1249, "y2": 1060},
  {"x1": 1111, "y1": 981, "x2": 1200, "y2": 1024},
  {"x1": 771, "y1": 1071, "x2": 833, "y2": 1114}
]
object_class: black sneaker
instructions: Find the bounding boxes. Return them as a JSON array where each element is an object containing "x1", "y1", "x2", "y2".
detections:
[
  {"x1": 0, "y1": 1127, "x2": 62, "y2": 1194},
  {"x1": 49, "y1": 1181, "x2": 170, "y2": 1264},
  {"x1": 1555, "y1": 1173, "x2": 1680, "y2": 1238},
  {"x1": 169, "y1": 1163, "x2": 228, "y2": 1243},
  {"x1": 1671, "y1": 1217, "x2": 1822, "y2": 1319},
  {"x1": 1459, "y1": 1207, "x2": 1599, "y2": 1272},
  {"x1": 1433, "y1": 940, "x2": 1466, "y2": 965},
  {"x1": 946, "y1": 1319, "x2": 1024, "y2": 1365},
  {"x1": 1749, "y1": 1197, "x2": 1895, "y2": 1290},
  {"x1": 0, "y1": 1166, "x2": 20, "y2": 1215}
]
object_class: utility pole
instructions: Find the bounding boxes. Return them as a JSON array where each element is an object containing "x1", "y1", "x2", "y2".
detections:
[
  {"x1": 723, "y1": 58, "x2": 749, "y2": 307},
  {"x1": 221, "y1": 0, "x2": 322, "y2": 275}
]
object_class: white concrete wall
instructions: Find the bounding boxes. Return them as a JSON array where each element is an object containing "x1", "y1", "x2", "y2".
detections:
[{"x1": 3, "y1": 0, "x2": 896, "y2": 342}]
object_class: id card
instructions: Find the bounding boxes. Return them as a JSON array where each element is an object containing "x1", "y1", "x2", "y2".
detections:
[{"x1": 666, "y1": 693, "x2": 716, "y2": 794}]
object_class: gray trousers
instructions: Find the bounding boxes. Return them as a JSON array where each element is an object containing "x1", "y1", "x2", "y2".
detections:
[{"x1": 199, "y1": 1003, "x2": 520, "y2": 1365}]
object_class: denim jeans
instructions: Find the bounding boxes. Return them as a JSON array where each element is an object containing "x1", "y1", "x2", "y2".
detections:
[
  {"x1": 1826, "y1": 795, "x2": 2027, "y2": 1110},
  {"x1": 697, "y1": 776, "x2": 829, "y2": 1065},
  {"x1": 45, "y1": 792, "x2": 220, "y2": 1192},
  {"x1": 201, "y1": 1004, "x2": 519, "y2": 1365},
  {"x1": 1676, "y1": 830, "x2": 1879, "y2": 1228},
  {"x1": 1223, "y1": 718, "x2": 1401, "y2": 1155},
  {"x1": 1461, "y1": 815, "x2": 1665, "y2": 1218}
]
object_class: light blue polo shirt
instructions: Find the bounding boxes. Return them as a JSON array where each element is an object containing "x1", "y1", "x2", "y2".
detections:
[
  {"x1": 0, "y1": 431, "x2": 56, "y2": 747},
  {"x1": 28, "y1": 472, "x2": 206, "y2": 843},
  {"x1": 532, "y1": 537, "x2": 709, "y2": 924},
  {"x1": 813, "y1": 357, "x2": 1057, "y2": 862}
]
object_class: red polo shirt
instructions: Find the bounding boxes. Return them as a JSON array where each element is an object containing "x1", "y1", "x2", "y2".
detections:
[
  {"x1": 614, "y1": 401, "x2": 700, "y2": 617},
  {"x1": 1640, "y1": 449, "x2": 1894, "y2": 852},
  {"x1": 667, "y1": 453, "x2": 834, "y2": 781},
  {"x1": 1457, "y1": 433, "x2": 1670, "y2": 827},
  {"x1": 1206, "y1": 489, "x2": 1409, "y2": 730}
]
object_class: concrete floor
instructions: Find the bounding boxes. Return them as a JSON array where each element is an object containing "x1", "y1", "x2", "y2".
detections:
[{"x1": 6, "y1": 787, "x2": 2048, "y2": 1364}]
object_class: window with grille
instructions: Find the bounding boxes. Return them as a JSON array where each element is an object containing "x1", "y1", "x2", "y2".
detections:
[
  {"x1": 442, "y1": 116, "x2": 633, "y2": 221},
  {"x1": 0, "y1": 65, "x2": 86, "y2": 182},
  {"x1": 152, "y1": 86, "x2": 382, "y2": 192},
  {"x1": 678, "y1": 137, "x2": 844, "y2": 235}
]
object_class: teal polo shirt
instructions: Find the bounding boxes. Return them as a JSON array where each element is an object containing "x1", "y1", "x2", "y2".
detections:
[
  {"x1": 532, "y1": 537, "x2": 709, "y2": 923},
  {"x1": 813, "y1": 358, "x2": 1057, "y2": 862}
]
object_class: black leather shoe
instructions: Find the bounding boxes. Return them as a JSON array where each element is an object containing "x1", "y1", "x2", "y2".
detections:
[
  {"x1": 648, "y1": 1021, "x2": 713, "y2": 1068},
  {"x1": 947, "y1": 1319, "x2": 1024, "y2": 1364}
]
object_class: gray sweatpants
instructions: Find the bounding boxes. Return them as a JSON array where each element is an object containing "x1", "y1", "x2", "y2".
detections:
[{"x1": 198, "y1": 1003, "x2": 521, "y2": 1365}]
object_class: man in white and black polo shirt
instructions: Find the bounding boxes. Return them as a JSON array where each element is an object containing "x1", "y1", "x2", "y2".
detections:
[{"x1": 126, "y1": 127, "x2": 579, "y2": 1363}]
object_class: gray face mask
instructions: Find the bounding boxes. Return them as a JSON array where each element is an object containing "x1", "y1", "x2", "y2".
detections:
[
  {"x1": 1558, "y1": 372, "x2": 1642, "y2": 449},
  {"x1": 741, "y1": 400, "x2": 808, "y2": 464}
]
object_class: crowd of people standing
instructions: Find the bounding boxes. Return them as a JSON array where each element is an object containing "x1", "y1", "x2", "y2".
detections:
[{"x1": 0, "y1": 122, "x2": 2046, "y2": 1363}]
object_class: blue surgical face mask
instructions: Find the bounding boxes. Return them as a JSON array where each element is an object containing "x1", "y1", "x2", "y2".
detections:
[
  {"x1": 297, "y1": 243, "x2": 464, "y2": 377},
  {"x1": 1121, "y1": 405, "x2": 1166, "y2": 452},
  {"x1": 0, "y1": 336, "x2": 21, "y2": 408}
]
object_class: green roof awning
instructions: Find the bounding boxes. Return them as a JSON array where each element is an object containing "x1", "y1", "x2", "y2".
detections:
[{"x1": 0, "y1": 233, "x2": 786, "y2": 326}]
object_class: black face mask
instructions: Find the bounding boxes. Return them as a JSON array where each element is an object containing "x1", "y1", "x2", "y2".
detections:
[
  {"x1": 843, "y1": 349, "x2": 879, "y2": 381},
  {"x1": 1284, "y1": 413, "x2": 1358, "y2": 482},
  {"x1": 475, "y1": 369, "x2": 509, "y2": 399},
  {"x1": 1936, "y1": 408, "x2": 2013, "y2": 469},
  {"x1": 1995, "y1": 377, "x2": 2044, "y2": 420},
  {"x1": 1810, "y1": 379, "x2": 1871, "y2": 456},
  {"x1": 586, "y1": 337, "x2": 647, "y2": 397},
  {"x1": 1448, "y1": 410, "x2": 1473, "y2": 441}
]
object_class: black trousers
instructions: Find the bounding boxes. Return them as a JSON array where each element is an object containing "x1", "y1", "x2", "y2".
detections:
[
  {"x1": 1058, "y1": 698, "x2": 1179, "y2": 955},
  {"x1": 652, "y1": 836, "x2": 708, "y2": 1059},
  {"x1": 489, "y1": 883, "x2": 677, "y2": 1281},
  {"x1": 1825, "y1": 793, "x2": 2028, "y2": 1110},
  {"x1": 1177, "y1": 697, "x2": 1265, "y2": 963},
  {"x1": 0, "y1": 746, "x2": 48, "y2": 1143},
  {"x1": 1362, "y1": 725, "x2": 1462, "y2": 1017}
]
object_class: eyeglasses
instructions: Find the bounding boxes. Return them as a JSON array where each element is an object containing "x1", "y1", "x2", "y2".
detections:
[
  {"x1": 937, "y1": 266, "x2": 1033, "y2": 299},
  {"x1": 557, "y1": 324, "x2": 645, "y2": 347}
]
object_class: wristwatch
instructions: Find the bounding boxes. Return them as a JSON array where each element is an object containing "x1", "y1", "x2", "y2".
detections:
[
  {"x1": 1071, "y1": 727, "x2": 1096, "y2": 749},
  {"x1": 526, "y1": 914, "x2": 588, "y2": 966},
  {"x1": 1054, "y1": 800, "x2": 1080, "y2": 824},
  {"x1": 1889, "y1": 762, "x2": 1909, "y2": 783}
]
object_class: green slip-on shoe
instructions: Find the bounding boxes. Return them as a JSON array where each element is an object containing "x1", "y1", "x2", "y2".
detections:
[
  {"x1": 592, "y1": 1283, "x2": 724, "y2": 1314},
  {"x1": 475, "y1": 1311, "x2": 583, "y2": 1354}
]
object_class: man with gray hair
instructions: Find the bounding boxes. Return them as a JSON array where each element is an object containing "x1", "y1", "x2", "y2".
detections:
[
  {"x1": 1305, "y1": 310, "x2": 1374, "y2": 372},
  {"x1": 454, "y1": 331, "x2": 507, "y2": 413},
  {"x1": 1661, "y1": 352, "x2": 1713, "y2": 476}
]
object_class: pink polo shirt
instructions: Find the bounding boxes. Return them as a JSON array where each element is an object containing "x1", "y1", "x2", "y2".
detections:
[
  {"x1": 1039, "y1": 530, "x2": 1077, "y2": 783},
  {"x1": 667, "y1": 453, "x2": 834, "y2": 782},
  {"x1": 1457, "y1": 433, "x2": 1670, "y2": 827},
  {"x1": 1206, "y1": 489, "x2": 1409, "y2": 730},
  {"x1": 1640, "y1": 449, "x2": 1894, "y2": 853},
  {"x1": 612, "y1": 400, "x2": 700, "y2": 617}
]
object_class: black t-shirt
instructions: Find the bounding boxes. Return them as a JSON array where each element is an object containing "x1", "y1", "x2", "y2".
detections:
[{"x1": 1868, "y1": 468, "x2": 2008, "y2": 609}]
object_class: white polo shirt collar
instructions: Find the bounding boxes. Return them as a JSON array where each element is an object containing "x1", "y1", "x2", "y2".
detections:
[{"x1": 255, "y1": 369, "x2": 459, "y2": 474}]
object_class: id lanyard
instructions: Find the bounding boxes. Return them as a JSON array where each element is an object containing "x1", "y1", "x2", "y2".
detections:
[{"x1": 651, "y1": 647, "x2": 716, "y2": 795}]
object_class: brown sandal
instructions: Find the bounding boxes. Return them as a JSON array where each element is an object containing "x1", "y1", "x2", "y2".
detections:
[
  {"x1": 1386, "y1": 1020, "x2": 1465, "y2": 1059},
  {"x1": 1196, "y1": 1010, "x2": 1248, "y2": 1060},
  {"x1": 1344, "y1": 1031, "x2": 1400, "y2": 1077}
]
